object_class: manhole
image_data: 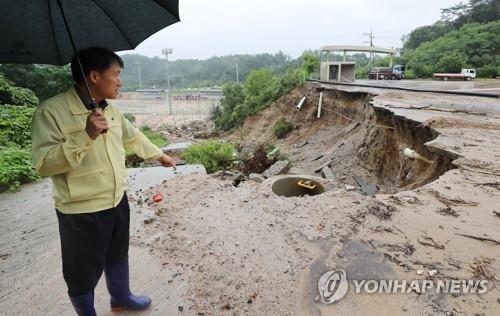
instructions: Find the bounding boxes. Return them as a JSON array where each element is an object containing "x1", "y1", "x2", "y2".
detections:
[{"x1": 271, "y1": 176, "x2": 325, "y2": 197}]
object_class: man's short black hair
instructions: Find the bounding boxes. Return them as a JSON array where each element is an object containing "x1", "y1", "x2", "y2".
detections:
[{"x1": 70, "y1": 47, "x2": 124, "y2": 84}]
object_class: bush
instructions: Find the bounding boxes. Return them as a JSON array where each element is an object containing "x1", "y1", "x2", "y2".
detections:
[
  {"x1": 477, "y1": 65, "x2": 498, "y2": 78},
  {"x1": 273, "y1": 118, "x2": 294, "y2": 139},
  {"x1": 0, "y1": 105, "x2": 35, "y2": 147},
  {"x1": 139, "y1": 125, "x2": 168, "y2": 148},
  {"x1": 214, "y1": 68, "x2": 303, "y2": 131},
  {"x1": 404, "y1": 20, "x2": 500, "y2": 78},
  {"x1": 302, "y1": 53, "x2": 320, "y2": 78},
  {"x1": 0, "y1": 75, "x2": 38, "y2": 106},
  {"x1": 182, "y1": 140, "x2": 235, "y2": 173},
  {"x1": 0, "y1": 147, "x2": 39, "y2": 190},
  {"x1": 404, "y1": 69, "x2": 417, "y2": 79},
  {"x1": 437, "y1": 53, "x2": 467, "y2": 73}
]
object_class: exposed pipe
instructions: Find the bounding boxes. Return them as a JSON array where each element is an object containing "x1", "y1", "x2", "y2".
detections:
[
  {"x1": 317, "y1": 92, "x2": 323, "y2": 118},
  {"x1": 403, "y1": 148, "x2": 433, "y2": 164},
  {"x1": 296, "y1": 96, "x2": 306, "y2": 111}
]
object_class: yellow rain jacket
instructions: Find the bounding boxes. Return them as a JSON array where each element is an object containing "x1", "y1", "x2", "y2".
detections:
[{"x1": 31, "y1": 86, "x2": 163, "y2": 214}]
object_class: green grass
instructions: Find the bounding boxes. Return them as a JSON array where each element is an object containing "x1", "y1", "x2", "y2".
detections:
[{"x1": 140, "y1": 126, "x2": 169, "y2": 148}]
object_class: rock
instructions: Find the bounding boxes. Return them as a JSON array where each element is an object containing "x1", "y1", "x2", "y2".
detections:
[
  {"x1": 320, "y1": 166, "x2": 335, "y2": 180},
  {"x1": 249, "y1": 173, "x2": 265, "y2": 183},
  {"x1": 144, "y1": 218, "x2": 154, "y2": 224},
  {"x1": 416, "y1": 269, "x2": 424, "y2": 275},
  {"x1": 161, "y1": 142, "x2": 192, "y2": 153},
  {"x1": 428, "y1": 269, "x2": 438, "y2": 276},
  {"x1": 345, "y1": 185, "x2": 356, "y2": 191},
  {"x1": 231, "y1": 172, "x2": 245, "y2": 186},
  {"x1": 313, "y1": 160, "x2": 333, "y2": 173},
  {"x1": 354, "y1": 175, "x2": 378, "y2": 195},
  {"x1": 309, "y1": 154, "x2": 324, "y2": 162},
  {"x1": 287, "y1": 167, "x2": 309, "y2": 175},
  {"x1": 294, "y1": 140, "x2": 309, "y2": 148},
  {"x1": 262, "y1": 160, "x2": 289, "y2": 178}
]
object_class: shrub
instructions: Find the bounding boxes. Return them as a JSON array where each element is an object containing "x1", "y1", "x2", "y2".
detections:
[
  {"x1": 0, "y1": 147, "x2": 39, "y2": 190},
  {"x1": 182, "y1": 140, "x2": 235, "y2": 173},
  {"x1": 404, "y1": 69, "x2": 417, "y2": 79},
  {"x1": 0, "y1": 75, "x2": 38, "y2": 107},
  {"x1": 0, "y1": 105, "x2": 35, "y2": 147},
  {"x1": 477, "y1": 65, "x2": 498, "y2": 78},
  {"x1": 214, "y1": 68, "x2": 304, "y2": 131},
  {"x1": 273, "y1": 118, "x2": 294, "y2": 139},
  {"x1": 437, "y1": 53, "x2": 467, "y2": 73},
  {"x1": 139, "y1": 125, "x2": 168, "y2": 148}
]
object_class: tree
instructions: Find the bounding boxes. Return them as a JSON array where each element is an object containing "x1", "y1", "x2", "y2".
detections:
[
  {"x1": 0, "y1": 75, "x2": 38, "y2": 107},
  {"x1": 301, "y1": 53, "x2": 319, "y2": 78},
  {"x1": 0, "y1": 79, "x2": 40, "y2": 190},
  {"x1": 0, "y1": 64, "x2": 72, "y2": 101},
  {"x1": 405, "y1": 20, "x2": 500, "y2": 77},
  {"x1": 402, "y1": 22, "x2": 452, "y2": 51},
  {"x1": 437, "y1": 53, "x2": 468, "y2": 72},
  {"x1": 221, "y1": 83, "x2": 245, "y2": 113}
]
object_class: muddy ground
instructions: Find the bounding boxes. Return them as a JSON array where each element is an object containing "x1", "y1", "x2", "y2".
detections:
[{"x1": 1, "y1": 83, "x2": 500, "y2": 315}]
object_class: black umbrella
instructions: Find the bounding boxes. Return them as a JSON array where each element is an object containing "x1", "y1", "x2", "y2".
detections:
[{"x1": 0, "y1": 0, "x2": 179, "y2": 109}]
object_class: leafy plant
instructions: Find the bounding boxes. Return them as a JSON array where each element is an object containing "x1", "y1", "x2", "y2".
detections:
[
  {"x1": 404, "y1": 20, "x2": 500, "y2": 78},
  {"x1": 302, "y1": 53, "x2": 320, "y2": 78},
  {"x1": 273, "y1": 118, "x2": 294, "y2": 139},
  {"x1": 0, "y1": 75, "x2": 39, "y2": 106},
  {"x1": 0, "y1": 147, "x2": 39, "y2": 191},
  {"x1": 140, "y1": 126, "x2": 168, "y2": 148},
  {"x1": 477, "y1": 64, "x2": 499, "y2": 78},
  {"x1": 214, "y1": 68, "x2": 303, "y2": 131},
  {"x1": 182, "y1": 140, "x2": 235, "y2": 173},
  {"x1": 0, "y1": 64, "x2": 72, "y2": 101},
  {"x1": 0, "y1": 105, "x2": 35, "y2": 148}
]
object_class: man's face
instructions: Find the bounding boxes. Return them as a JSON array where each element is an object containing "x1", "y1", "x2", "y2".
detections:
[{"x1": 90, "y1": 61, "x2": 122, "y2": 99}]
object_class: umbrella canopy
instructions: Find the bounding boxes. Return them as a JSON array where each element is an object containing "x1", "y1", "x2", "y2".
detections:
[{"x1": 0, "y1": 0, "x2": 180, "y2": 65}]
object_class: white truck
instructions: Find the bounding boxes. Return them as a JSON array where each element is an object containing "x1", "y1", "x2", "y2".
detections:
[{"x1": 433, "y1": 68, "x2": 476, "y2": 81}]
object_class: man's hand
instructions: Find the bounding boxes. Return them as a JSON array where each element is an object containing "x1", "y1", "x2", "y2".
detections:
[
  {"x1": 86, "y1": 109, "x2": 108, "y2": 140},
  {"x1": 158, "y1": 154, "x2": 176, "y2": 169}
]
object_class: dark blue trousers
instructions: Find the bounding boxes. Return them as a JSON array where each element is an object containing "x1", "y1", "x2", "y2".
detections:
[{"x1": 56, "y1": 191, "x2": 130, "y2": 296}]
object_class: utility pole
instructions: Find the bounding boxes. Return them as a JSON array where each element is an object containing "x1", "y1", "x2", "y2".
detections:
[
  {"x1": 363, "y1": 28, "x2": 376, "y2": 66},
  {"x1": 161, "y1": 48, "x2": 173, "y2": 115},
  {"x1": 236, "y1": 60, "x2": 239, "y2": 84},
  {"x1": 135, "y1": 62, "x2": 142, "y2": 90}
]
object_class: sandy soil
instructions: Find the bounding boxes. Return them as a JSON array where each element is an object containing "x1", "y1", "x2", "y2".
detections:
[
  {"x1": 1, "y1": 83, "x2": 499, "y2": 315},
  {"x1": 112, "y1": 98, "x2": 218, "y2": 129}
]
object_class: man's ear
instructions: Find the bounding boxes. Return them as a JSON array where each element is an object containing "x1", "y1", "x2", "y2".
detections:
[{"x1": 88, "y1": 70, "x2": 100, "y2": 84}]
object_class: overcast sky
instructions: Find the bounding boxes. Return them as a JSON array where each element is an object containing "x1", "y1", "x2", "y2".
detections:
[{"x1": 120, "y1": 0, "x2": 460, "y2": 60}]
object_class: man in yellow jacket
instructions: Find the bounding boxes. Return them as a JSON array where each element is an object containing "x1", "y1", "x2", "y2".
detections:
[{"x1": 31, "y1": 47, "x2": 175, "y2": 316}]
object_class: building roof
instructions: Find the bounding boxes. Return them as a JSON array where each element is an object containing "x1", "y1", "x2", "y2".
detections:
[{"x1": 320, "y1": 45, "x2": 396, "y2": 55}]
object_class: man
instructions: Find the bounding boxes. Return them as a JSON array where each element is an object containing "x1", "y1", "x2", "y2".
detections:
[{"x1": 31, "y1": 47, "x2": 175, "y2": 315}]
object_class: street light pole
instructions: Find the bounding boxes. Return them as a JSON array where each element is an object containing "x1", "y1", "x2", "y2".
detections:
[
  {"x1": 135, "y1": 62, "x2": 142, "y2": 90},
  {"x1": 161, "y1": 48, "x2": 173, "y2": 115},
  {"x1": 236, "y1": 61, "x2": 239, "y2": 84}
]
